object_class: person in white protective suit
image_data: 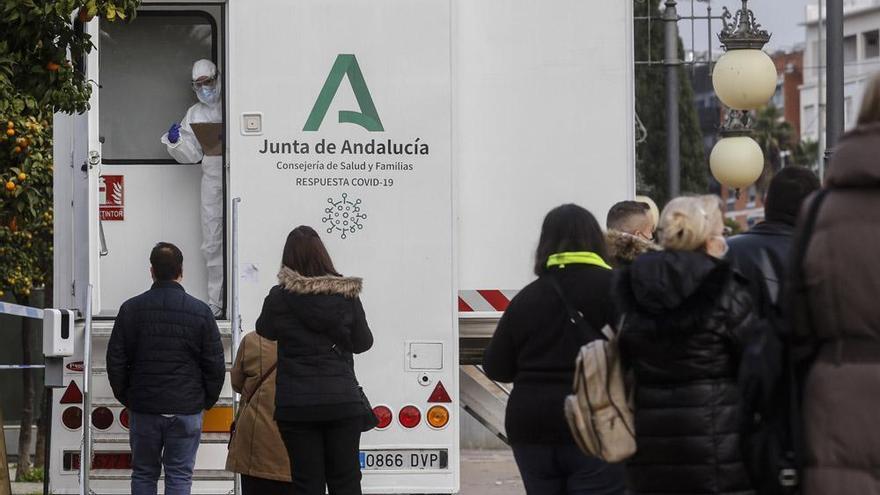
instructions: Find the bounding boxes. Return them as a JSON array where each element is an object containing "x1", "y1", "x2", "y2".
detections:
[{"x1": 160, "y1": 59, "x2": 224, "y2": 317}]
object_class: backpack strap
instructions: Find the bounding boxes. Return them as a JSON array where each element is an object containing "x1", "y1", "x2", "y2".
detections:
[
  {"x1": 546, "y1": 276, "x2": 604, "y2": 345},
  {"x1": 790, "y1": 188, "x2": 830, "y2": 338}
]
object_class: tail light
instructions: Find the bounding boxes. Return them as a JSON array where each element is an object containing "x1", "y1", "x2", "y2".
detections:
[
  {"x1": 398, "y1": 405, "x2": 421, "y2": 429},
  {"x1": 61, "y1": 406, "x2": 82, "y2": 430},
  {"x1": 119, "y1": 408, "x2": 130, "y2": 430},
  {"x1": 426, "y1": 405, "x2": 450, "y2": 429},
  {"x1": 91, "y1": 407, "x2": 114, "y2": 430},
  {"x1": 372, "y1": 406, "x2": 392, "y2": 429}
]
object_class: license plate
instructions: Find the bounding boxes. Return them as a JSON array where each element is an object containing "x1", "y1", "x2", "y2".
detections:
[{"x1": 359, "y1": 449, "x2": 448, "y2": 471}]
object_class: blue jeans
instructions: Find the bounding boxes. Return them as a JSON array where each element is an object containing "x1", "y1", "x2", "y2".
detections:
[
  {"x1": 129, "y1": 411, "x2": 203, "y2": 495},
  {"x1": 512, "y1": 444, "x2": 625, "y2": 495}
]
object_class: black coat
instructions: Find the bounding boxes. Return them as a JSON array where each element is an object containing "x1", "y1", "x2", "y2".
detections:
[
  {"x1": 256, "y1": 267, "x2": 373, "y2": 422},
  {"x1": 727, "y1": 220, "x2": 794, "y2": 316},
  {"x1": 106, "y1": 281, "x2": 225, "y2": 415},
  {"x1": 483, "y1": 265, "x2": 616, "y2": 445},
  {"x1": 616, "y1": 251, "x2": 755, "y2": 495}
]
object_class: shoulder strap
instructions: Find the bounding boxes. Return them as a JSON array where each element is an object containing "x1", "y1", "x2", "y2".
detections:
[
  {"x1": 791, "y1": 188, "x2": 831, "y2": 336},
  {"x1": 546, "y1": 276, "x2": 603, "y2": 345},
  {"x1": 244, "y1": 363, "x2": 277, "y2": 404}
]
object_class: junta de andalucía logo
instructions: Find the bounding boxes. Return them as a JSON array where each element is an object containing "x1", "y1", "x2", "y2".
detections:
[{"x1": 304, "y1": 54, "x2": 383, "y2": 132}]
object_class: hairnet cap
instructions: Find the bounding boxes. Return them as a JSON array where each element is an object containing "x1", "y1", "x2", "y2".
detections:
[{"x1": 192, "y1": 59, "x2": 217, "y2": 82}]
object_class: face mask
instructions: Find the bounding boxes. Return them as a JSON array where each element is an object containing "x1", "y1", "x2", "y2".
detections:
[{"x1": 196, "y1": 83, "x2": 220, "y2": 104}]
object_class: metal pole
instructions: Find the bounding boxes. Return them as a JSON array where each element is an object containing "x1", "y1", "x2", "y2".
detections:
[
  {"x1": 0, "y1": 406, "x2": 10, "y2": 495},
  {"x1": 665, "y1": 0, "x2": 681, "y2": 199},
  {"x1": 80, "y1": 285, "x2": 93, "y2": 495},
  {"x1": 231, "y1": 197, "x2": 242, "y2": 495},
  {"x1": 817, "y1": 0, "x2": 825, "y2": 178},
  {"x1": 826, "y1": 0, "x2": 844, "y2": 154}
]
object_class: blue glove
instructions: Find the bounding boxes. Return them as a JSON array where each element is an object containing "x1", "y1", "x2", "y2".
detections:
[{"x1": 167, "y1": 123, "x2": 181, "y2": 144}]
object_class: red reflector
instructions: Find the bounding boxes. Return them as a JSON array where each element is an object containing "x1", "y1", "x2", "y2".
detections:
[
  {"x1": 60, "y1": 381, "x2": 83, "y2": 404},
  {"x1": 92, "y1": 407, "x2": 114, "y2": 430},
  {"x1": 427, "y1": 381, "x2": 452, "y2": 403},
  {"x1": 61, "y1": 406, "x2": 82, "y2": 430},
  {"x1": 119, "y1": 408, "x2": 130, "y2": 429},
  {"x1": 399, "y1": 405, "x2": 421, "y2": 429},
  {"x1": 372, "y1": 406, "x2": 392, "y2": 429}
]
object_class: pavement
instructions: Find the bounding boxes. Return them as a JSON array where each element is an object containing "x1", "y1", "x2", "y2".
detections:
[
  {"x1": 460, "y1": 449, "x2": 524, "y2": 495},
  {"x1": 10, "y1": 449, "x2": 522, "y2": 494}
]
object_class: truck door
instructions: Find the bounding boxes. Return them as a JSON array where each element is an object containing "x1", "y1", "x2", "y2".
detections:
[{"x1": 95, "y1": 5, "x2": 224, "y2": 316}]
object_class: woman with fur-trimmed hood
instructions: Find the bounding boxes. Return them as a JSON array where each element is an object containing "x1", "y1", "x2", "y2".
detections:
[{"x1": 256, "y1": 226, "x2": 373, "y2": 495}]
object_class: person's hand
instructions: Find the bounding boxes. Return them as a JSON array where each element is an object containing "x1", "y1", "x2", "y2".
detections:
[{"x1": 167, "y1": 123, "x2": 181, "y2": 144}]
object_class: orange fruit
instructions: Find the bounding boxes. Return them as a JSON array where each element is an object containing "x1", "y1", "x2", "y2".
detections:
[
  {"x1": 13, "y1": 146, "x2": 21, "y2": 154},
  {"x1": 18, "y1": 173, "x2": 26, "y2": 181},
  {"x1": 5, "y1": 129, "x2": 13, "y2": 137},
  {"x1": 5, "y1": 181, "x2": 15, "y2": 191},
  {"x1": 46, "y1": 62, "x2": 61, "y2": 72},
  {"x1": 6, "y1": 122, "x2": 13, "y2": 129}
]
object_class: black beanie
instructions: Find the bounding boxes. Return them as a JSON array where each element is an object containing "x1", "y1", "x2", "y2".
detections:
[{"x1": 764, "y1": 167, "x2": 821, "y2": 225}]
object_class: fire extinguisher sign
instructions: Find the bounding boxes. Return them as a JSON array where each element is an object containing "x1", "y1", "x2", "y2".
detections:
[{"x1": 99, "y1": 175, "x2": 124, "y2": 221}]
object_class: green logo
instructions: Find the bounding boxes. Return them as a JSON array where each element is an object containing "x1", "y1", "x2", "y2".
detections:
[{"x1": 304, "y1": 54, "x2": 384, "y2": 132}]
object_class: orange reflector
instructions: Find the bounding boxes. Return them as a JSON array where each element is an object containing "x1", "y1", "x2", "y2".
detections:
[
  {"x1": 427, "y1": 381, "x2": 452, "y2": 403},
  {"x1": 202, "y1": 406, "x2": 233, "y2": 433},
  {"x1": 60, "y1": 381, "x2": 83, "y2": 404},
  {"x1": 426, "y1": 405, "x2": 450, "y2": 429}
]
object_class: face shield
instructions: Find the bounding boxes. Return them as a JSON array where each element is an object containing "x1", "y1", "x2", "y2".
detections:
[{"x1": 192, "y1": 76, "x2": 221, "y2": 105}]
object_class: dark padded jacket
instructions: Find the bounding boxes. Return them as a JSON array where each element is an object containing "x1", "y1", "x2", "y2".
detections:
[
  {"x1": 727, "y1": 220, "x2": 795, "y2": 317},
  {"x1": 616, "y1": 251, "x2": 755, "y2": 495},
  {"x1": 256, "y1": 267, "x2": 373, "y2": 422},
  {"x1": 106, "y1": 281, "x2": 225, "y2": 415},
  {"x1": 483, "y1": 264, "x2": 616, "y2": 445}
]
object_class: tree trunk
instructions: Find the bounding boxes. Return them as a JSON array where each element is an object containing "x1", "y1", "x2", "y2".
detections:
[
  {"x1": 15, "y1": 296, "x2": 34, "y2": 481},
  {"x1": 33, "y1": 389, "x2": 47, "y2": 469}
]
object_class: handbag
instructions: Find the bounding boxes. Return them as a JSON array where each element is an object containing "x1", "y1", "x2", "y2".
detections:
[
  {"x1": 331, "y1": 344, "x2": 379, "y2": 432},
  {"x1": 228, "y1": 362, "x2": 277, "y2": 448}
]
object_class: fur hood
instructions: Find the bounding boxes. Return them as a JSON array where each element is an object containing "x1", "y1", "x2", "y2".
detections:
[
  {"x1": 277, "y1": 266, "x2": 362, "y2": 298},
  {"x1": 606, "y1": 229, "x2": 661, "y2": 266}
]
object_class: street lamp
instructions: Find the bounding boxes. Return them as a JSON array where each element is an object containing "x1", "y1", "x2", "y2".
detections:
[{"x1": 710, "y1": 0, "x2": 774, "y2": 190}]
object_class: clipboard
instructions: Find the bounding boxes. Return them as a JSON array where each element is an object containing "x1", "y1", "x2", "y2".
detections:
[{"x1": 190, "y1": 123, "x2": 223, "y2": 156}]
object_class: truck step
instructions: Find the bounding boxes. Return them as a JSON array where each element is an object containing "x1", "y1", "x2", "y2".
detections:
[
  {"x1": 91, "y1": 363, "x2": 234, "y2": 374},
  {"x1": 89, "y1": 468, "x2": 234, "y2": 482},
  {"x1": 93, "y1": 432, "x2": 230, "y2": 445}
]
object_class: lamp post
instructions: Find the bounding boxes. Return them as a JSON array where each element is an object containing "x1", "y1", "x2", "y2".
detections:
[
  {"x1": 663, "y1": 0, "x2": 681, "y2": 198},
  {"x1": 709, "y1": 0, "x2": 776, "y2": 192}
]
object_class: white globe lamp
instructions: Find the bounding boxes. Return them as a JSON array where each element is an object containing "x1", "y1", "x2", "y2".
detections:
[
  {"x1": 710, "y1": 135, "x2": 764, "y2": 189},
  {"x1": 713, "y1": 50, "x2": 778, "y2": 110}
]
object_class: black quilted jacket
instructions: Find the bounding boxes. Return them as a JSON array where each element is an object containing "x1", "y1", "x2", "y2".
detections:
[
  {"x1": 616, "y1": 251, "x2": 756, "y2": 495},
  {"x1": 256, "y1": 267, "x2": 373, "y2": 422},
  {"x1": 106, "y1": 281, "x2": 225, "y2": 415}
]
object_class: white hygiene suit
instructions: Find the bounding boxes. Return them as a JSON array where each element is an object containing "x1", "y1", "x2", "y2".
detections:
[{"x1": 160, "y1": 59, "x2": 224, "y2": 315}]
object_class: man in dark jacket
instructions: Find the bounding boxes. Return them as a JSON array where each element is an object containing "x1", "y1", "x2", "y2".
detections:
[
  {"x1": 727, "y1": 167, "x2": 820, "y2": 315},
  {"x1": 605, "y1": 200, "x2": 659, "y2": 267},
  {"x1": 107, "y1": 242, "x2": 225, "y2": 495},
  {"x1": 726, "y1": 167, "x2": 819, "y2": 494}
]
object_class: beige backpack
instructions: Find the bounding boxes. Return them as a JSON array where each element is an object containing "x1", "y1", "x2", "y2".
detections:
[{"x1": 563, "y1": 325, "x2": 636, "y2": 463}]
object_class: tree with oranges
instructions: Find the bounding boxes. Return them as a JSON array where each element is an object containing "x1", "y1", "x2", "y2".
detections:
[{"x1": 1, "y1": 0, "x2": 139, "y2": 479}]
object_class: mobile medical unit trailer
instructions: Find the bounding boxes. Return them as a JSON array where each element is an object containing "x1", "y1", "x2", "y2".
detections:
[{"x1": 50, "y1": 1, "x2": 634, "y2": 493}]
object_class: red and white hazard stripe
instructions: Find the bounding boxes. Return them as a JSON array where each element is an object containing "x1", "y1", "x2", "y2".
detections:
[{"x1": 458, "y1": 290, "x2": 518, "y2": 312}]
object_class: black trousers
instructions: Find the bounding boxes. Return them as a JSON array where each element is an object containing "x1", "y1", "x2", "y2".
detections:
[
  {"x1": 241, "y1": 474, "x2": 295, "y2": 495},
  {"x1": 512, "y1": 443, "x2": 625, "y2": 495},
  {"x1": 278, "y1": 418, "x2": 363, "y2": 495}
]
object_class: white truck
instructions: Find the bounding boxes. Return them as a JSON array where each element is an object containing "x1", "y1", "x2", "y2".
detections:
[{"x1": 49, "y1": 1, "x2": 634, "y2": 493}]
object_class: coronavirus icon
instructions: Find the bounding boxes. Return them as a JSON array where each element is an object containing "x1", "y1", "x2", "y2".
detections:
[{"x1": 322, "y1": 193, "x2": 367, "y2": 239}]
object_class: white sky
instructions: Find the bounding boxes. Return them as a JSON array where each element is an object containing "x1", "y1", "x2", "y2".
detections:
[{"x1": 678, "y1": 0, "x2": 810, "y2": 53}]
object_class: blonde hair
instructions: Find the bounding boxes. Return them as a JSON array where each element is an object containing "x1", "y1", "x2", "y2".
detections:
[
  {"x1": 858, "y1": 72, "x2": 880, "y2": 126},
  {"x1": 658, "y1": 195, "x2": 724, "y2": 252}
]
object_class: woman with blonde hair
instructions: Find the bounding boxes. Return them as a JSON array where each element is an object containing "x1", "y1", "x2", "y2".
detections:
[{"x1": 615, "y1": 195, "x2": 755, "y2": 494}]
